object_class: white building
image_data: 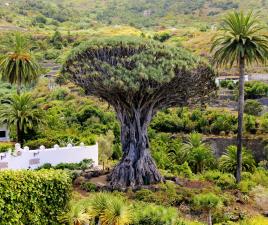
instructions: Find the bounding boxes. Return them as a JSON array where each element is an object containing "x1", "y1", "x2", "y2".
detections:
[{"x1": 0, "y1": 125, "x2": 9, "y2": 142}]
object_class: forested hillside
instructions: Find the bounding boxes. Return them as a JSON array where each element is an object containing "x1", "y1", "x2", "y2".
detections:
[{"x1": 1, "y1": 0, "x2": 268, "y2": 29}]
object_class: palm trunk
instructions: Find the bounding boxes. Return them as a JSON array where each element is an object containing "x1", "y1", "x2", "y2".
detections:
[
  {"x1": 236, "y1": 57, "x2": 245, "y2": 183},
  {"x1": 16, "y1": 122, "x2": 23, "y2": 144},
  {"x1": 109, "y1": 108, "x2": 163, "y2": 189},
  {"x1": 208, "y1": 209, "x2": 212, "y2": 225}
]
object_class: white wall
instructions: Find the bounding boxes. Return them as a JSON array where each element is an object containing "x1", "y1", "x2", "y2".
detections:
[
  {"x1": 0, "y1": 125, "x2": 9, "y2": 142},
  {"x1": 0, "y1": 143, "x2": 98, "y2": 170}
]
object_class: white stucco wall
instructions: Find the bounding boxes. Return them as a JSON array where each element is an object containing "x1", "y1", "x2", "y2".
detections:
[{"x1": 0, "y1": 143, "x2": 98, "y2": 170}]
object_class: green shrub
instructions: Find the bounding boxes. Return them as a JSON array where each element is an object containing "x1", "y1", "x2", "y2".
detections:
[
  {"x1": 244, "y1": 99, "x2": 263, "y2": 116},
  {"x1": 219, "y1": 145, "x2": 256, "y2": 175},
  {"x1": 80, "y1": 181, "x2": 98, "y2": 192},
  {"x1": 50, "y1": 87, "x2": 70, "y2": 100},
  {"x1": 239, "y1": 179, "x2": 256, "y2": 193},
  {"x1": 133, "y1": 203, "x2": 179, "y2": 225},
  {"x1": 0, "y1": 170, "x2": 71, "y2": 225},
  {"x1": 203, "y1": 170, "x2": 236, "y2": 190},
  {"x1": 173, "y1": 162, "x2": 193, "y2": 178},
  {"x1": 216, "y1": 173, "x2": 236, "y2": 190},
  {"x1": 24, "y1": 138, "x2": 55, "y2": 149},
  {"x1": 135, "y1": 189, "x2": 154, "y2": 202},
  {"x1": 0, "y1": 142, "x2": 13, "y2": 153},
  {"x1": 245, "y1": 81, "x2": 268, "y2": 99}
]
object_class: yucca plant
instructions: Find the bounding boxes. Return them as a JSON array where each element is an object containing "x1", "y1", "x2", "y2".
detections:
[
  {"x1": 0, "y1": 32, "x2": 40, "y2": 94},
  {"x1": 211, "y1": 11, "x2": 268, "y2": 182},
  {"x1": 101, "y1": 196, "x2": 133, "y2": 225},
  {"x1": 219, "y1": 145, "x2": 256, "y2": 175},
  {"x1": 86, "y1": 193, "x2": 133, "y2": 225},
  {"x1": 59, "y1": 200, "x2": 90, "y2": 225}
]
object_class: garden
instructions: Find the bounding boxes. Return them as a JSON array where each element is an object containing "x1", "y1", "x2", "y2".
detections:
[{"x1": 0, "y1": 4, "x2": 268, "y2": 225}]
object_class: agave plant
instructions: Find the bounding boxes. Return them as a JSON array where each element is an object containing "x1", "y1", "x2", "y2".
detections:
[{"x1": 219, "y1": 145, "x2": 256, "y2": 175}]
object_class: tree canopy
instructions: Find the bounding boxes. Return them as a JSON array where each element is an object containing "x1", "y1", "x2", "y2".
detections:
[{"x1": 63, "y1": 36, "x2": 215, "y2": 112}]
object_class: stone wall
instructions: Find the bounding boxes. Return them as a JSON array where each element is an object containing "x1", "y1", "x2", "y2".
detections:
[{"x1": 205, "y1": 137, "x2": 267, "y2": 162}]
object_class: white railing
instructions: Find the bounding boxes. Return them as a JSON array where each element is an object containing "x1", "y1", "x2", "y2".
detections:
[{"x1": 0, "y1": 143, "x2": 98, "y2": 170}]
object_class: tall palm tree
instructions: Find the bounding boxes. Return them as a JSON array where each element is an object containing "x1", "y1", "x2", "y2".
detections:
[
  {"x1": 0, "y1": 93, "x2": 44, "y2": 144},
  {"x1": 0, "y1": 32, "x2": 40, "y2": 94},
  {"x1": 211, "y1": 11, "x2": 268, "y2": 182}
]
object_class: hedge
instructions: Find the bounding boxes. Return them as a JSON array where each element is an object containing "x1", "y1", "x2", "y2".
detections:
[{"x1": 0, "y1": 170, "x2": 72, "y2": 225}]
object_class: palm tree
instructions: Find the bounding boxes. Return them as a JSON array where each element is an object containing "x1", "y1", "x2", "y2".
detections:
[
  {"x1": 211, "y1": 11, "x2": 268, "y2": 182},
  {"x1": 0, "y1": 32, "x2": 40, "y2": 94},
  {"x1": 219, "y1": 145, "x2": 256, "y2": 175},
  {"x1": 0, "y1": 93, "x2": 44, "y2": 144},
  {"x1": 183, "y1": 132, "x2": 214, "y2": 173}
]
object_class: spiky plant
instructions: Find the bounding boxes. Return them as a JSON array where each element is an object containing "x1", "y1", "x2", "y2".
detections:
[{"x1": 219, "y1": 145, "x2": 256, "y2": 175}]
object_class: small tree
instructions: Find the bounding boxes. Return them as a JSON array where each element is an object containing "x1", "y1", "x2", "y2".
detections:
[
  {"x1": 98, "y1": 130, "x2": 114, "y2": 170},
  {"x1": 62, "y1": 36, "x2": 216, "y2": 189},
  {"x1": 194, "y1": 193, "x2": 221, "y2": 225}
]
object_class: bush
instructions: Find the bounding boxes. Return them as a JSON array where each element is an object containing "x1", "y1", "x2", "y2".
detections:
[
  {"x1": 239, "y1": 179, "x2": 256, "y2": 193},
  {"x1": 80, "y1": 181, "x2": 98, "y2": 192},
  {"x1": 24, "y1": 138, "x2": 55, "y2": 149},
  {"x1": 173, "y1": 162, "x2": 193, "y2": 178},
  {"x1": 135, "y1": 189, "x2": 154, "y2": 202},
  {"x1": 0, "y1": 142, "x2": 13, "y2": 153},
  {"x1": 133, "y1": 203, "x2": 179, "y2": 225},
  {"x1": 0, "y1": 170, "x2": 71, "y2": 224},
  {"x1": 203, "y1": 170, "x2": 236, "y2": 190},
  {"x1": 50, "y1": 87, "x2": 70, "y2": 100},
  {"x1": 245, "y1": 81, "x2": 268, "y2": 99},
  {"x1": 219, "y1": 145, "x2": 256, "y2": 175},
  {"x1": 244, "y1": 99, "x2": 263, "y2": 116}
]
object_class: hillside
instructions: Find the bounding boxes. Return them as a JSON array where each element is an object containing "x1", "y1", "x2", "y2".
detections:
[{"x1": 1, "y1": 0, "x2": 268, "y2": 29}]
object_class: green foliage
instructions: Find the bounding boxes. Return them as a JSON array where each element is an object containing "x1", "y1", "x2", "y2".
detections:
[
  {"x1": 193, "y1": 192, "x2": 221, "y2": 210},
  {"x1": 151, "y1": 108, "x2": 237, "y2": 135},
  {"x1": 0, "y1": 170, "x2": 71, "y2": 225},
  {"x1": 184, "y1": 132, "x2": 215, "y2": 173},
  {"x1": 203, "y1": 170, "x2": 236, "y2": 190},
  {"x1": 80, "y1": 181, "x2": 98, "y2": 192},
  {"x1": 244, "y1": 99, "x2": 263, "y2": 116},
  {"x1": 219, "y1": 145, "x2": 256, "y2": 175},
  {"x1": 173, "y1": 162, "x2": 193, "y2": 178},
  {"x1": 133, "y1": 203, "x2": 179, "y2": 225},
  {"x1": 245, "y1": 81, "x2": 268, "y2": 99},
  {"x1": 24, "y1": 138, "x2": 55, "y2": 149},
  {"x1": 0, "y1": 93, "x2": 44, "y2": 143},
  {"x1": 211, "y1": 11, "x2": 268, "y2": 67},
  {"x1": 0, "y1": 32, "x2": 40, "y2": 92},
  {"x1": 38, "y1": 159, "x2": 93, "y2": 171},
  {"x1": 0, "y1": 142, "x2": 13, "y2": 153}
]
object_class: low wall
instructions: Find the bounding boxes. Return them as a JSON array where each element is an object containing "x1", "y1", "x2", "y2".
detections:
[
  {"x1": 0, "y1": 143, "x2": 98, "y2": 170},
  {"x1": 205, "y1": 137, "x2": 267, "y2": 162}
]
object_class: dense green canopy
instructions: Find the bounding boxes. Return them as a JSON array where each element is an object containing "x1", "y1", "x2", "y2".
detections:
[{"x1": 63, "y1": 36, "x2": 215, "y2": 111}]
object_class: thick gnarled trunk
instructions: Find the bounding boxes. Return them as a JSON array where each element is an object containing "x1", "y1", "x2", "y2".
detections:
[{"x1": 109, "y1": 108, "x2": 163, "y2": 189}]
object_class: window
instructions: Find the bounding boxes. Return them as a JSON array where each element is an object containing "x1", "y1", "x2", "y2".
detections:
[{"x1": 0, "y1": 131, "x2": 6, "y2": 138}]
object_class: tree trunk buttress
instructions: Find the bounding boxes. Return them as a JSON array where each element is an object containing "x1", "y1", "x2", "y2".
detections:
[
  {"x1": 109, "y1": 108, "x2": 163, "y2": 189},
  {"x1": 236, "y1": 57, "x2": 245, "y2": 183}
]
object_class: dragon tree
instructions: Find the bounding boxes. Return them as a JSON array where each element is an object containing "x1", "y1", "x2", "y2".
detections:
[{"x1": 62, "y1": 37, "x2": 216, "y2": 189}]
